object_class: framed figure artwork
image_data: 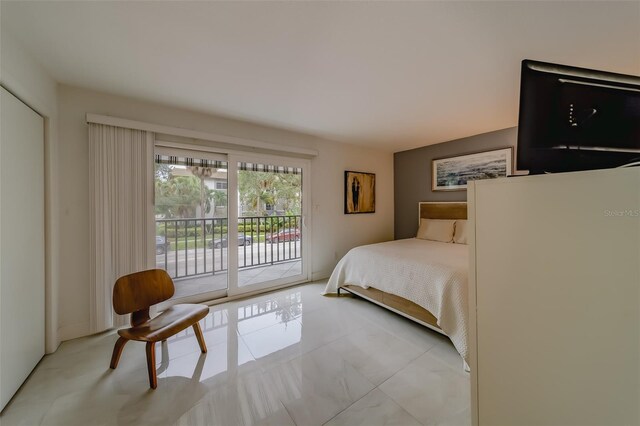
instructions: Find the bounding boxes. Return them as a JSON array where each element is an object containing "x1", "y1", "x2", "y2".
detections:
[{"x1": 345, "y1": 171, "x2": 375, "y2": 214}]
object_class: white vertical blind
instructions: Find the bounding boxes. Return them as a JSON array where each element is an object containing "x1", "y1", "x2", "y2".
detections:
[{"x1": 89, "y1": 124, "x2": 154, "y2": 332}]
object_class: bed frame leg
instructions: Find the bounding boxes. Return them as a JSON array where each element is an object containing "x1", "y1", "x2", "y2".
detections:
[{"x1": 337, "y1": 287, "x2": 341, "y2": 296}]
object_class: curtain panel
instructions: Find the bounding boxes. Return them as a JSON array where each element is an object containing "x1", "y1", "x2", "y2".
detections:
[{"x1": 89, "y1": 124, "x2": 155, "y2": 332}]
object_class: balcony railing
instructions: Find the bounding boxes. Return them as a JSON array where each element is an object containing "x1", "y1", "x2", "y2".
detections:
[{"x1": 156, "y1": 215, "x2": 301, "y2": 281}]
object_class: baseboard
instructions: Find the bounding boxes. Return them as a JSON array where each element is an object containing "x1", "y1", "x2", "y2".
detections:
[
  {"x1": 45, "y1": 337, "x2": 61, "y2": 355},
  {"x1": 311, "y1": 270, "x2": 332, "y2": 281},
  {"x1": 58, "y1": 321, "x2": 90, "y2": 342}
]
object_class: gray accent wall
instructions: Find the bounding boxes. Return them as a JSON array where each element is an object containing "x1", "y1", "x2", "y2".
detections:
[{"x1": 394, "y1": 127, "x2": 517, "y2": 239}]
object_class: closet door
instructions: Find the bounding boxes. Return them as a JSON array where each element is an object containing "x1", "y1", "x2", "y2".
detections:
[{"x1": 0, "y1": 87, "x2": 45, "y2": 411}]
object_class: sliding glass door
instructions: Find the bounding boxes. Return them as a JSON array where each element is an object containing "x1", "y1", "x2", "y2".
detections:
[
  {"x1": 229, "y1": 155, "x2": 308, "y2": 296},
  {"x1": 154, "y1": 148, "x2": 229, "y2": 303},
  {"x1": 154, "y1": 147, "x2": 309, "y2": 303}
]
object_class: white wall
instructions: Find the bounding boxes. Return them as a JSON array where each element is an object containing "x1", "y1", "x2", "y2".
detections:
[
  {"x1": 57, "y1": 85, "x2": 394, "y2": 341},
  {"x1": 1, "y1": 30, "x2": 60, "y2": 353}
]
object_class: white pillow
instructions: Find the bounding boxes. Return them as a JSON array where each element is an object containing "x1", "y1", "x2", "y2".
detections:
[
  {"x1": 416, "y1": 219, "x2": 455, "y2": 243},
  {"x1": 453, "y1": 220, "x2": 468, "y2": 244}
]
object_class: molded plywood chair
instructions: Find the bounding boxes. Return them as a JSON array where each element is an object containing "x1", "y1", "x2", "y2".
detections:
[{"x1": 109, "y1": 269, "x2": 209, "y2": 389}]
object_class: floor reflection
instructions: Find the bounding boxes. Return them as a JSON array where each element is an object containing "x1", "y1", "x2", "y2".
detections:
[
  {"x1": 0, "y1": 283, "x2": 470, "y2": 426},
  {"x1": 161, "y1": 290, "x2": 304, "y2": 384}
]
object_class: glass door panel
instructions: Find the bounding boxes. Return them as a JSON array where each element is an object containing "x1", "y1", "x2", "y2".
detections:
[
  {"x1": 154, "y1": 148, "x2": 228, "y2": 302},
  {"x1": 232, "y1": 159, "x2": 307, "y2": 294}
]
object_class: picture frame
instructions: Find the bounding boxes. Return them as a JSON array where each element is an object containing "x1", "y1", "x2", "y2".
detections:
[
  {"x1": 432, "y1": 147, "x2": 513, "y2": 191},
  {"x1": 344, "y1": 171, "x2": 375, "y2": 214}
]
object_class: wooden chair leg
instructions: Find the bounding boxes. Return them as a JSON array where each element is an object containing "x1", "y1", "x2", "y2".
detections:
[
  {"x1": 193, "y1": 322, "x2": 207, "y2": 353},
  {"x1": 146, "y1": 342, "x2": 157, "y2": 389},
  {"x1": 110, "y1": 336, "x2": 128, "y2": 369}
]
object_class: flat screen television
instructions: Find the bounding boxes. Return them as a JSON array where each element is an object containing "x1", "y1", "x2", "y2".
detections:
[{"x1": 517, "y1": 60, "x2": 640, "y2": 174}]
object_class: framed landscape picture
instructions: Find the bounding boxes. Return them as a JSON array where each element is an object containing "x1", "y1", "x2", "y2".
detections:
[
  {"x1": 345, "y1": 171, "x2": 375, "y2": 214},
  {"x1": 432, "y1": 147, "x2": 513, "y2": 191}
]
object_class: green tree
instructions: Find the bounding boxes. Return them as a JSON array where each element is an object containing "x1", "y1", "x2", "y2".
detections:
[
  {"x1": 188, "y1": 166, "x2": 214, "y2": 221},
  {"x1": 155, "y1": 175, "x2": 213, "y2": 218},
  {"x1": 274, "y1": 173, "x2": 302, "y2": 215},
  {"x1": 238, "y1": 171, "x2": 301, "y2": 216},
  {"x1": 212, "y1": 189, "x2": 227, "y2": 208},
  {"x1": 155, "y1": 163, "x2": 298, "y2": 219}
]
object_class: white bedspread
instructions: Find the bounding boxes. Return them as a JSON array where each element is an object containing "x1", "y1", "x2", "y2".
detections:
[{"x1": 323, "y1": 238, "x2": 469, "y2": 363}]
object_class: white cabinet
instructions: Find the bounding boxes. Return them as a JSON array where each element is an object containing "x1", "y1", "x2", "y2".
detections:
[
  {"x1": 0, "y1": 87, "x2": 45, "y2": 411},
  {"x1": 468, "y1": 167, "x2": 640, "y2": 426}
]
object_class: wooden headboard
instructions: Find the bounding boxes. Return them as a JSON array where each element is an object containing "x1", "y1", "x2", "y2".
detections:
[{"x1": 418, "y1": 202, "x2": 467, "y2": 224}]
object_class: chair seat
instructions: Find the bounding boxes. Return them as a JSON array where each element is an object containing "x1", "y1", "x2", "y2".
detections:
[{"x1": 118, "y1": 304, "x2": 209, "y2": 342}]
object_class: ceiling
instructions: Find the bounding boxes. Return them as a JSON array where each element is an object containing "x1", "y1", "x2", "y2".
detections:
[{"x1": 2, "y1": 1, "x2": 639, "y2": 152}]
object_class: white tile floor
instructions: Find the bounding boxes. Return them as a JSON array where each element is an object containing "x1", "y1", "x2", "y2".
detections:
[{"x1": 0, "y1": 282, "x2": 470, "y2": 426}]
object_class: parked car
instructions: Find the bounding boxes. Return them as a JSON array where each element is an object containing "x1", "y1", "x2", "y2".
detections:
[
  {"x1": 208, "y1": 233, "x2": 253, "y2": 249},
  {"x1": 266, "y1": 228, "x2": 300, "y2": 243},
  {"x1": 156, "y1": 236, "x2": 170, "y2": 255}
]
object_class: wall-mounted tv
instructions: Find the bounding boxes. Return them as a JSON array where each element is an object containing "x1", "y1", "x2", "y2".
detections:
[{"x1": 517, "y1": 60, "x2": 640, "y2": 174}]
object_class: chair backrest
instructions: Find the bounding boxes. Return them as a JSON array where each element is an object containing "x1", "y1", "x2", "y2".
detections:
[{"x1": 113, "y1": 269, "x2": 175, "y2": 315}]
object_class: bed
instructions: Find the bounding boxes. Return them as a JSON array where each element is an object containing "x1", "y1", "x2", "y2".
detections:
[{"x1": 323, "y1": 202, "x2": 469, "y2": 366}]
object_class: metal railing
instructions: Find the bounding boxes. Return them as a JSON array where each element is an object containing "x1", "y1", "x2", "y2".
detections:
[{"x1": 156, "y1": 215, "x2": 301, "y2": 280}]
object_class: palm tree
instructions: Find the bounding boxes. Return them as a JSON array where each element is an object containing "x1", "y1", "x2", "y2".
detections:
[
  {"x1": 188, "y1": 166, "x2": 217, "y2": 239},
  {"x1": 211, "y1": 189, "x2": 227, "y2": 215},
  {"x1": 238, "y1": 171, "x2": 300, "y2": 216},
  {"x1": 155, "y1": 175, "x2": 202, "y2": 218}
]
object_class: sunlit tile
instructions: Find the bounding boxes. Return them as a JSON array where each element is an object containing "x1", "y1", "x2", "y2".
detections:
[
  {"x1": 265, "y1": 345, "x2": 375, "y2": 426},
  {"x1": 325, "y1": 388, "x2": 422, "y2": 426},
  {"x1": 161, "y1": 337, "x2": 257, "y2": 387},
  {"x1": 174, "y1": 368, "x2": 295, "y2": 426},
  {"x1": 379, "y1": 352, "x2": 470, "y2": 426},
  {"x1": 236, "y1": 304, "x2": 300, "y2": 336},
  {"x1": 327, "y1": 324, "x2": 426, "y2": 385},
  {"x1": 241, "y1": 320, "x2": 304, "y2": 366}
]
